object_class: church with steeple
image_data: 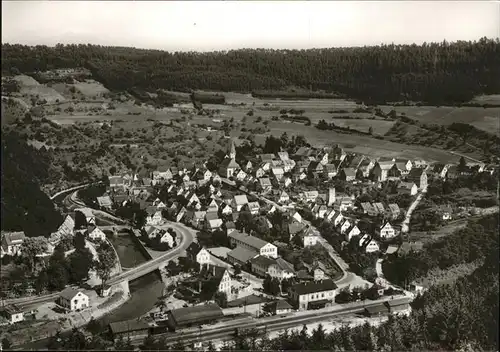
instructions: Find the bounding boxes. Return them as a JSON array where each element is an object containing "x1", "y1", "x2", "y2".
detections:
[
  {"x1": 218, "y1": 138, "x2": 240, "y2": 178},
  {"x1": 227, "y1": 138, "x2": 236, "y2": 160}
]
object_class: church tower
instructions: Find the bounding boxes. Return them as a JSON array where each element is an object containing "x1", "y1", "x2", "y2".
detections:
[{"x1": 228, "y1": 139, "x2": 236, "y2": 160}]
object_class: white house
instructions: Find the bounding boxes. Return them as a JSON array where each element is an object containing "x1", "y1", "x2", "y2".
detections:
[
  {"x1": 206, "y1": 199, "x2": 219, "y2": 213},
  {"x1": 246, "y1": 201, "x2": 260, "y2": 215},
  {"x1": 397, "y1": 182, "x2": 418, "y2": 196},
  {"x1": 299, "y1": 227, "x2": 320, "y2": 248},
  {"x1": 1, "y1": 304, "x2": 24, "y2": 324},
  {"x1": 345, "y1": 225, "x2": 361, "y2": 242},
  {"x1": 250, "y1": 255, "x2": 295, "y2": 280},
  {"x1": 291, "y1": 211, "x2": 303, "y2": 223},
  {"x1": 146, "y1": 207, "x2": 163, "y2": 226},
  {"x1": 377, "y1": 222, "x2": 397, "y2": 239},
  {"x1": 235, "y1": 170, "x2": 248, "y2": 182},
  {"x1": 288, "y1": 279, "x2": 337, "y2": 310},
  {"x1": 152, "y1": 198, "x2": 167, "y2": 209},
  {"x1": 332, "y1": 211, "x2": 344, "y2": 227},
  {"x1": 303, "y1": 191, "x2": 319, "y2": 203},
  {"x1": 228, "y1": 231, "x2": 278, "y2": 258},
  {"x1": 362, "y1": 237, "x2": 380, "y2": 253},
  {"x1": 58, "y1": 288, "x2": 90, "y2": 311},
  {"x1": 196, "y1": 248, "x2": 212, "y2": 266},
  {"x1": 339, "y1": 219, "x2": 351, "y2": 234},
  {"x1": 272, "y1": 168, "x2": 285, "y2": 181},
  {"x1": 279, "y1": 191, "x2": 290, "y2": 204},
  {"x1": 159, "y1": 231, "x2": 175, "y2": 248},
  {"x1": 86, "y1": 226, "x2": 106, "y2": 241},
  {"x1": 221, "y1": 204, "x2": 233, "y2": 215},
  {"x1": 1, "y1": 232, "x2": 25, "y2": 257}
]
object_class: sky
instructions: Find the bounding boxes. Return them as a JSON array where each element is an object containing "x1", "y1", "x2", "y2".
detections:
[{"x1": 2, "y1": 1, "x2": 499, "y2": 52}]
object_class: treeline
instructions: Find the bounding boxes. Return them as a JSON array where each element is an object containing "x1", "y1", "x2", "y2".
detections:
[
  {"x1": 1, "y1": 130, "x2": 63, "y2": 237},
  {"x1": 316, "y1": 119, "x2": 373, "y2": 136},
  {"x1": 2, "y1": 38, "x2": 500, "y2": 104},
  {"x1": 252, "y1": 90, "x2": 341, "y2": 99},
  {"x1": 383, "y1": 213, "x2": 498, "y2": 285}
]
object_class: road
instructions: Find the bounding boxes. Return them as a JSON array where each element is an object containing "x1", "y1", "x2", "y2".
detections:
[
  {"x1": 107, "y1": 221, "x2": 195, "y2": 285},
  {"x1": 400, "y1": 186, "x2": 427, "y2": 234}
]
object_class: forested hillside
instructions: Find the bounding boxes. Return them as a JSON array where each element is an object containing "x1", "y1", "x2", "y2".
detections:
[
  {"x1": 2, "y1": 38, "x2": 499, "y2": 104},
  {"x1": 383, "y1": 214, "x2": 498, "y2": 286},
  {"x1": 1, "y1": 130, "x2": 63, "y2": 237}
]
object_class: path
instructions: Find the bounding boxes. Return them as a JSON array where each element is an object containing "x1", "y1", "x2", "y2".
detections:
[{"x1": 400, "y1": 186, "x2": 427, "y2": 234}]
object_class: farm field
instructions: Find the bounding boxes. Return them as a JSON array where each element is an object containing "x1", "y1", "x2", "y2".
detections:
[
  {"x1": 263, "y1": 121, "x2": 473, "y2": 163},
  {"x1": 379, "y1": 105, "x2": 500, "y2": 136}
]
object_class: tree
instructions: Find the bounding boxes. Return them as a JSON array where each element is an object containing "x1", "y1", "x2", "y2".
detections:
[
  {"x1": 34, "y1": 270, "x2": 49, "y2": 294},
  {"x1": 21, "y1": 236, "x2": 48, "y2": 272},
  {"x1": 94, "y1": 242, "x2": 117, "y2": 290},
  {"x1": 47, "y1": 261, "x2": 69, "y2": 291},
  {"x1": 292, "y1": 233, "x2": 303, "y2": 248},
  {"x1": 263, "y1": 274, "x2": 272, "y2": 294},
  {"x1": 459, "y1": 156, "x2": 467, "y2": 170},
  {"x1": 214, "y1": 291, "x2": 228, "y2": 308},
  {"x1": 270, "y1": 277, "x2": 281, "y2": 296},
  {"x1": 65, "y1": 327, "x2": 88, "y2": 350},
  {"x1": 73, "y1": 232, "x2": 86, "y2": 252},
  {"x1": 140, "y1": 335, "x2": 157, "y2": 351},
  {"x1": 1, "y1": 337, "x2": 12, "y2": 350},
  {"x1": 68, "y1": 248, "x2": 94, "y2": 284}
]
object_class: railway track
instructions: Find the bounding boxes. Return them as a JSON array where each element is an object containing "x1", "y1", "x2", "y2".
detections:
[{"x1": 130, "y1": 296, "x2": 412, "y2": 346}]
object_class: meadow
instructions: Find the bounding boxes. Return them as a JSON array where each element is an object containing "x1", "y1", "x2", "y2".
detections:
[
  {"x1": 5, "y1": 73, "x2": 496, "y2": 165},
  {"x1": 380, "y1": 105, "x2": 500, "y2": 136}
]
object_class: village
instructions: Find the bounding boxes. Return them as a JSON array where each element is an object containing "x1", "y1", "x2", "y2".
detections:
[{"x1": 0, "y1": 133, "x2": 497, "y2": 348}]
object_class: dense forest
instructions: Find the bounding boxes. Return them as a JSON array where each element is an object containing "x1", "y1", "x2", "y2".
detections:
[
  {"x1": 1, "y1": 131, "x2": 63, "y2": 237},
  {"x1": 2, "y1": 38, "x2": 500, "y2": 104}
]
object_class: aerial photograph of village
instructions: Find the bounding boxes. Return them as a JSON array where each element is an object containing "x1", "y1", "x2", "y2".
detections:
[{"x1": 0, "y1": 1, "x2": 499, "y2": 351}]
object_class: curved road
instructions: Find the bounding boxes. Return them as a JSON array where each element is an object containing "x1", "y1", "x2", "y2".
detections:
[{"x1": 107, "y1": 221, "x2": 195, "y2": 285}]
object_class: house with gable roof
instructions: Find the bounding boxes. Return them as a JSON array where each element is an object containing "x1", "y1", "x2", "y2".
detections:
[
  {"x1": 397, "y1": 182, "x2": 418, "y2": 196},
  {"x1": 58, "y1": 288, "x2": 90, "y2": 311},
  {"x1": 288, "y1": 279, "x2": 337, "y2": 311},
  {"x1": 146, "y1": 206, "x2": 163, "y2": 226},
  {"x1": 371, "y1": 160, "x2": 395, "y2": 182},
  {"x1": 197, "y1": 264, "x2": 232, "y2": 297},
  {"x1": 232, "y1": 194, "x2": 249, "y2": 212},
  {"x1": 246, "y1": 201, "x2": 260, "y2": 215},
  {"x1": 250, "y1": 255, "x2": 295, "y2": 280},
  {"x1": 205, "y1": 212, "x2": 223, "y2": 232},
  {"x1": 218, "y1": 158, "x2": 239, "y2": 178},
  {"x1": 85, "y1": 225, "x2": 106, "y2": 241},
  {"x1": 345, "y1": 225, "x2": 361, "y2": 242},
  {"x1": 339, "y1": 168, "x2": 357, "y2": 182},
  {"x1": 1, "y1": 232, "x2": 25, "y2": 257},
  {"x1": 228, "y1": 231, "x2": 277, "y2": 258},
  {"x1": 377, "y1": 222, "x2": 397, "y2": 239},
  {"x1": 387, "y1": 203, "x2": 401, "y2": 219},
  {"x1": 407, "y1": 168, "x2": 428, "y2": 190}
]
